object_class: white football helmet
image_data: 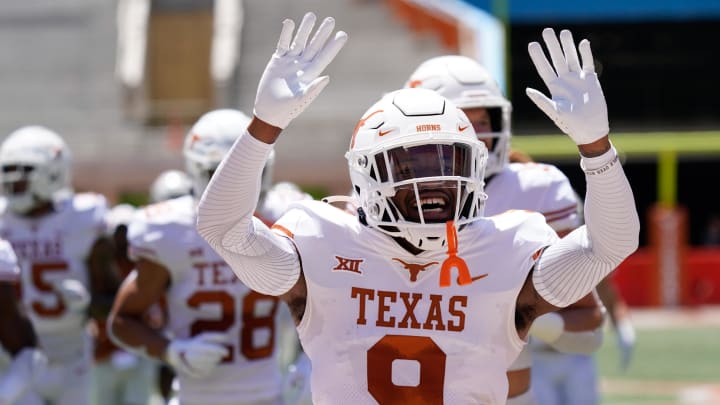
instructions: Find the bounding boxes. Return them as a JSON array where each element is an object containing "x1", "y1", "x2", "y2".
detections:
[
  {"x1": 405, "y1": 55, "x2": 511, "y2": 177},
  {"x1": 0, "y1": 126, "x2": 72, "y2": 214},
  {"x1": 346, "y1": 88, "x2": 488, "y2": 251},
  {"x1": 149, "y1": 170, "x2": 193, "y2": 203},
  {"x1": 183, "y1": 109, "x2": 275, "y2": 200}
]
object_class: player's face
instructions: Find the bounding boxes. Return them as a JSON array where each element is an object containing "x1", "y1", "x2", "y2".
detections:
[
  {"x1": 463, "y1": 107, "x2": 493, "y2": 150},
  {"x1": 1, "y1": 164, "x2": 33, "y2": 194},
  {"x1": 380, "y1": 144, "x2": 469, "y2": 223}
]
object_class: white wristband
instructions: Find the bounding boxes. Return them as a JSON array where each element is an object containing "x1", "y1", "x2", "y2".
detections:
[{"x1": 529, "y1": 312, "x2": 564, "y2": 344}]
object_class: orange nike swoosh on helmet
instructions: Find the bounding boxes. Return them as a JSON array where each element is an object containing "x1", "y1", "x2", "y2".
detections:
[
  {"x1": 378, "y1": 129, "x2": 393, "y2": 136},
  {"x1": 458, "y1": 125, "x2": 469, "y2": 132}
]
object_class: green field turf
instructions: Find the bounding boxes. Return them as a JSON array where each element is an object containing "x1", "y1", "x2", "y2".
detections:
[{"x1": 597, "y1": 326, "x2": 720, "y2": 404}]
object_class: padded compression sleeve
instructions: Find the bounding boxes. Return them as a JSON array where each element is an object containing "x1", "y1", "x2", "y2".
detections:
[
  {"x1": 532, "y1": 144, "x2": 639, "y2": 307},
  {"x1": 197, "y1": 131, "x2": 301, "y2": 296}
]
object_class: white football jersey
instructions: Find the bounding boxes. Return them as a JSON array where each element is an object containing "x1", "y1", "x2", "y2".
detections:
[
  {"x1": 0, "y1": 193, "x2": 106, "y2": 363},
  {"x1": 485, "y1": 163, "x2": 580, "y2": 232},
  {"x1": 0, "y1": 238, "x2": 19, "y2": 282},
  {"x1": 273, "y1": 201, "x2": 557, "y2": 404},
  {"x1": 128, "y1": 195, "x2": 282, "y2": 405}
]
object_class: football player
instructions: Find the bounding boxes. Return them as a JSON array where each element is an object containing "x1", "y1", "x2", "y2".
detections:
[
  {"x1": 89, "y1": 203, "x2": 157, "y2": 405},
  {"x1": 109, "y1": 109, "x2": 287, "y2": 405},
  {"x1": 405, "y1": 55, "x2": 607, "y2": 405},
  {"x1": 0, "y1": 126, "x2": 114, "y2": 405},
  {"x1": 197, "y1": 13, "x2": 638, "y2": 404}
]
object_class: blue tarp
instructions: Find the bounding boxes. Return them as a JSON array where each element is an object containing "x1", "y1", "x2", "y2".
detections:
[{"x1": 462, "y1": 0, "x2": 720, "y2": 22}]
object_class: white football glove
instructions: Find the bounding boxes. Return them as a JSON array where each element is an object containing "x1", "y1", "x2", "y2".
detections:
[
  {"x1": 254, "y1": 12, "x2": 348, "y2": 129},
  {"x1": 51, "y1": 278, "x2": 90, "y2": 312},
  {"x1": 526, "y1": 28, "x2": 609, "y2": 145},
  {"x1": 615, "y1": 318, "x2": 636, "y2": 370},
  {"x1": 283, "y1": 352, "x2": 313, "y2": 405},
  {"x1": 0, "y1": 348, "x2": 47, "y2": 404},
  {"x1": 165, "y1": 333, "x2": 230, "y2": 378}
]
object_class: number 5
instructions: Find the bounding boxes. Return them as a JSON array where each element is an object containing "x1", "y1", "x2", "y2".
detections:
[{"x1": 31, "y1": 262, "x2": 69, "y2": 317}]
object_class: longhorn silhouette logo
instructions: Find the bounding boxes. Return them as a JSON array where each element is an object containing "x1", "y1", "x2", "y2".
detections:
[{"x1": 392, "y1": 258, "x2": 438, "y2": 282}]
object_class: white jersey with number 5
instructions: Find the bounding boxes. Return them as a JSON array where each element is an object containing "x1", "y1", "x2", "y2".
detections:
[
  {"x1": 128, "y1": 195, "x2": 282, "y2": 405},
  {"x1": 0, "y1": 193, "x2": 106, "y2": 363},
  {"x1": 272, "y1": 201, "x2": 557, "y2": 405}
]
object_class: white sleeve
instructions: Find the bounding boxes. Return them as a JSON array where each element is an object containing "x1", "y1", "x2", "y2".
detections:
[
  {"x1": 197, "y1": 131, "x2": 301, "y2": 296},
  {"x1": 533, "y1": 144, "x2": 640, "y2": 307}
]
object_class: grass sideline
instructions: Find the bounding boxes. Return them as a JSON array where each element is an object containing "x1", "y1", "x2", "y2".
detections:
[{"x1": 598, "y1": 307, "x2": 720, "y2": 404}]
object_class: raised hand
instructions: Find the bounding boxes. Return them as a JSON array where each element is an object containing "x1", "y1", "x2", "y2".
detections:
[
  {"x1": 615, "y1": 319, "x2": 636, "y2": 370},
  {"x1": 526, "y1": 28, "x2": 608, "y2": 146},
  {"x1": 254, "y1": 12, "x2": 348, "y2": 129}
]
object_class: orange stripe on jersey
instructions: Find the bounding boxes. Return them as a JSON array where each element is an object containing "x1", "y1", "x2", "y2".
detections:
[{"x1": 271, "y1": 224, "x2": 294, "y2": 239}]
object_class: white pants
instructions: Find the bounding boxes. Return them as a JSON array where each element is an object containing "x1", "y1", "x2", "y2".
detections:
[
  {"x1": 531, "y1": 352, "x2": 598, "y2": 405},
  {"x1": 90, "y1": 351, "x2": 156, "y2": 405},
  {"x1": 15, "y1": 355, "x2": 90, "y2": 405}
]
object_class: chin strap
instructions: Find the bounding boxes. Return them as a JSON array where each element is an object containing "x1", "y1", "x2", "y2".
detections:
[{"x1": 439, "y1": 220, "x2": 471, "y2": 287}]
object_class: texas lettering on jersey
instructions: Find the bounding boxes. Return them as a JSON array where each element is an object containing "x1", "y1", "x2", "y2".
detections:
[
  {"x1": 351, "y1": 287, "x2": 467, "y2": 332},
  {"x1": 192, "y1": 257, "x2": 242, "y2": 286},
  {"x1": 7, "y1": 236, "x2": 63, "y2": 261}
]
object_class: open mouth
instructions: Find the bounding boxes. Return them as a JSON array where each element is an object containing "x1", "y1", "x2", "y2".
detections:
[{"x1": 408, "y1": 191, "x2": 453, "y2": 222}]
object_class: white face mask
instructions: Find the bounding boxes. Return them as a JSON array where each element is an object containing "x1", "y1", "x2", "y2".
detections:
[{"x1": 7, "y1": 192, "x2": 36, "y2": 214}]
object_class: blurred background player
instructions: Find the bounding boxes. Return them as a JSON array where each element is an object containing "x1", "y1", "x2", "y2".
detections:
[
  {"x1": 108, "y1": 109, "x2": 289, "y2": 405},
  {"x1": 406, "y1": 55, "x2": 608, "y2": 405},
  {"x1": 149, "y1": 170, "x2": 193, "y2": 204},
  {"x1": 0, "y1": 126, "x2": 115, "y2": 405},
  {"x1": 147, "y1": 170, "x2": 194, "y2": 405},
  {"x1": 0, "y1": 238, "x2": 47, "y2": 405},
  {"x1": 89, "y1": 203, "x2": 156, "y2": 405}
]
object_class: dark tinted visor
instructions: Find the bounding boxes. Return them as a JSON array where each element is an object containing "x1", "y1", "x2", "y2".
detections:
[{"x1": 375, "y1": 143, "x2": 472, "y2": 182}]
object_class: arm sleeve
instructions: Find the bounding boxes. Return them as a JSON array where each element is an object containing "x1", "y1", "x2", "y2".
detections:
[
  {"x1": 196, "y1": 131, "x2": 301, "y2": 296},
  {"x1": 533, "y1": 144, "x2": 640, "y2": 307}
]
